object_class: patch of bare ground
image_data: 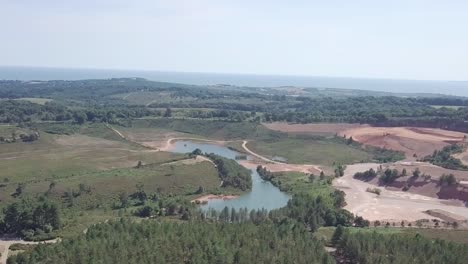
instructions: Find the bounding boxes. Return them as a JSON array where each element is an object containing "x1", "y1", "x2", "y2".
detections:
[
  {"x1": 0, "y1": 238, "x2": 58, "y2": 264},
  {"x1": 263, "y1": 122, "x2": 367, "y2": 136},
  {"x1": 339, "y1": 127, "x2": 465, "y2": 159},
  {"x1": 333, "y1": 163, "x2": 468, "y2": 222},
  {"x1": 191, "y1": 194, "x2": 238, "y2": 204},
  {"x1": 454, "y1": 149, "x2": 468, "y2": 166},
  {"x1": 369, "y1": 162, "x2": 468, "y2": 202},
  {"x1": 161, "y1": 155, "x2": 213, "y2": 166},
  {"x1": 238, "y1": 160, "x2": 325, "y2": 175}
]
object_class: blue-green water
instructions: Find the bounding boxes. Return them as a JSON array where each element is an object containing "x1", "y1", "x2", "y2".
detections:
[{"x1": 171, "y1": 141, "x2": 291, "y2": 211}]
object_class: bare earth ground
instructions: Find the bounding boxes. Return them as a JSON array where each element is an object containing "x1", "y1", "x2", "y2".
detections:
[
  {"x1": 263, "y1": 122, "x2": 367, "y2": 136},
  {"x1": 161, "y1": 155, "x2": 213, "y2": 166},
  {"x1": 339, "y1": 126, "x2": 465, "y2": 159},
  {"x1": 333, "y1": 163, "x2": 468, "y2": 223},
  {"x1": 356, "y1": 161, "x2": 468, "y2": 202},
  {"x1": 391, "y1": 161, "x2": 468, "y2": 181},
  {"x1": 454, "y1": 149, "x2": 468, "y2": 166},
  {"x1": 191, "y1": 194, "x2": 239, "y2": 203}
]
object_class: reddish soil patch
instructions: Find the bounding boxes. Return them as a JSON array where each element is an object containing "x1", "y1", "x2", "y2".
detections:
[
  {"x1": 392, "y1": 163, "x2": 468, "y2": 181},
  {"x1": 263, "y1": 122, "x2": 367, "y2": 136},
  {"x1": 360, "y1": 162, "x2": 468, "y2": 203},
  {"x1": 339, "y1": 127, "x2": 465, "y2": 159}
]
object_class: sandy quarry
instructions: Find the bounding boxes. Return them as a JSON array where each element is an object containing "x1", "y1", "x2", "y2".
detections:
[
  {"x1": 108, "y1": 125, "x2": 468, "y2": 223},
  {"x1": 264, "y1": 122, "x2": 466, "y2": 159},
  {"x1": 339, "y1": 126, "x2": 466, "y2": 158},
  {"x1": 333, "y1": 163, "x2": 468, "y2": 222}
]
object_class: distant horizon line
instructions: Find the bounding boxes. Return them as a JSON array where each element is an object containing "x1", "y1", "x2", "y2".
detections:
[{"x1": 1, "y1": 65, "x2": 467, "y2": 84}]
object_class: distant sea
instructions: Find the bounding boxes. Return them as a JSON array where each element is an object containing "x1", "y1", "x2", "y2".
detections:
[{"x1": 0, "y1": 66, "x2": 467, "y2": 97}]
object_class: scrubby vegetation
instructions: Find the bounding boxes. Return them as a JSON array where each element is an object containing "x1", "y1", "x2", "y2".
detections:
[
  {"x1": 2, "y1": 78, "x2": 468, "y2": 263},
  {"x1": 204, "y1": 153, "x2": 252, "y2": 191},
  {"x1": 422, "y1": 144, "x2": 468, "y2": 170},
  {"x1": 0, "y1": 198, "x2": 60, "y2": 240}
]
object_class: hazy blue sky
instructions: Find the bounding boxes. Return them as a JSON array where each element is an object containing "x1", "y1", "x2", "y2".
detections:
[{"x1": 1, "y1": 0, "x2": 467, "y2": 81}]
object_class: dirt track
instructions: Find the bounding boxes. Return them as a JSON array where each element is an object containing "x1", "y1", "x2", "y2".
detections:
[{"x1": 333, "y1": 163, "x2": 468, "y2": 222}]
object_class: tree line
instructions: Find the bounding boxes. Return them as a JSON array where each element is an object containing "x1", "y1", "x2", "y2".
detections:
[{"x1": 333, "y1": 228, "x2": 468, "y2": 264}]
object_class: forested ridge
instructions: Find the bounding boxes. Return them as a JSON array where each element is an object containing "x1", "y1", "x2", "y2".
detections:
[{"x1": 1, "y1": 78, "x2": 468, "y2": 132}]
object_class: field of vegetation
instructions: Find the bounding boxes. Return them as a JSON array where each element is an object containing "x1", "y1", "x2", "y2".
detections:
[{"x1": 1, "y1": 78, "x2": 468, "y2": 263}]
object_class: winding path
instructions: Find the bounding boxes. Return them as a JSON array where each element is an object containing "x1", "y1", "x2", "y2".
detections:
[{"x1": 241, "y1": 141, "x2": 283, "y2": 164}]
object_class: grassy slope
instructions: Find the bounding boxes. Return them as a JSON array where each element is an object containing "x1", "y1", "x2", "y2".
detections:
[
  {"x1": 0, "y1": 123, "x2": 230, "y2": 237},
  {"x1": 315, "y1": 226, "x2": 468, "y2": 245},
  {"x1": 132, "y1": 119, "x2": 374, "y2": 166},
  {"x1": 27, "y1": 161, "x2": 220, "y2": 208},
  {"x1": 249, "y1": 136, "x2": 371, "y2": 166}
]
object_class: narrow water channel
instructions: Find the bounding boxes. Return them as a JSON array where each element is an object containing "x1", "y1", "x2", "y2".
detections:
[{"x1": 170, "y1": 141, "x2": 291, "y2": 211}]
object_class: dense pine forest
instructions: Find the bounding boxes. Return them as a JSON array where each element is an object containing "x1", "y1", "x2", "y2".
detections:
[{"x1": 7, "y1": 220, "x2": 334, "y2": 264}]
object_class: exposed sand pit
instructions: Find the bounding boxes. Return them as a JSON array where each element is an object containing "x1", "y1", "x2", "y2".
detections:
[
  {"x1": 333, "y1": 163, "x2": 468, "y2": 222},
  {"x1": 339, "y1": 127, "x2": 465, "y2": 158}
]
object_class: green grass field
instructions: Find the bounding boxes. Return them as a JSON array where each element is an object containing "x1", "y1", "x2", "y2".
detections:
[
  {"x1": 15, "y1": 97, "x2": 53, "y2": 105},
  {"x1": 249, "y1": 136, "x2": 372, "y2": 166},
  {"x1": 0, "y1": 123, "x2": 227, "y2": 237},
  {"x1": 26, "y1": 160, "x2": 220, "y2": 208},
  {"x1": 131, "y1": 119, "x2": 267, "y2": 140},
  {"x1": 0, "y1": 123, "x2": 220, "y2": 204},
  {"x1": 430, "y1": 105, "x2": 464, "y2": 110},
  {"x1": 131, "y1": 119, "x2": 379, "y2": 166}
]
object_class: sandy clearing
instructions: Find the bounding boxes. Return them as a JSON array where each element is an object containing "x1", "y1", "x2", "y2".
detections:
[
  {"x1": 453, "y1": 149, "x2": 468, "y2": 166},
  {"x1": 0, "y1": 238, "x2": 58, "y2": 264},
  {"x1": 333, "y1": 163, "x2": 468, "y2": 222},
  {"x1": 160, "y1": 138, "x2": 232, "y2": 152},
  {"x1": 263, "y1": 122, "x2": 367, "y2": 135},
  {"x1": 339, "y1": 126, "x2": 465, "y2": 158},
  {"x1": 191, "y1": 194, "x2": 239, "y2": 203},
  {"x1": 239, "y1": 160, "x2": 323, "y2": 175},
  {"x1": 161, "y1": 155, "x2": 214, "y2": 166}
]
